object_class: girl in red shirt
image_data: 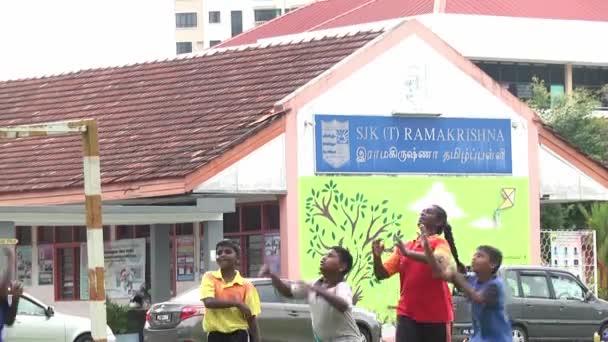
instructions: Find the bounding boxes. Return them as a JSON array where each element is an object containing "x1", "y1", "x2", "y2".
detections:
[{"x1": 372, "y1": 205, "x2": 465, "y2": 342}]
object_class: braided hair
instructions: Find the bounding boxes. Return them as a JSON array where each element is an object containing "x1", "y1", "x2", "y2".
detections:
[{"x1": 433, "y1": 205, "x2": 466, "y2": 274}]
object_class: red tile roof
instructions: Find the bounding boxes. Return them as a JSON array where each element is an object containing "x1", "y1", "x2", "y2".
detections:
[
  {"x1": 447, "y1": 0, "x2": 608, "y2": 22},
  {"x1": 317, "y1": 0, "x2": 433, "y2": 30},
  {"x1": 0, "y1": 31, "x2": 380, "y2": 195},
  {"x1": 221, "y1": 0, "x2": 374, "y2": 48},
  {"x1": 219, "y1": 0, "x2": 608, "y2": 47}
]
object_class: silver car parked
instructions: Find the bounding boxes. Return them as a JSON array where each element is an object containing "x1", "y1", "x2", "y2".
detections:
[
  {"x1": 144, "y1": 278, "x2": 382, "y2": 342},
  {"x1": 452, "y1": 265, "x2": 608, "y2": 342}
]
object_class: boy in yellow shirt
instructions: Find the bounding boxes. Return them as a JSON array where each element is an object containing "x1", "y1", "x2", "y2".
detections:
[{"x1": 200, "y1": 240, "x2": 261, "y2": 342}]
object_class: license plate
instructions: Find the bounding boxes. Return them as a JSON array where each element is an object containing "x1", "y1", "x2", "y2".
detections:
[
  {"x1": 461, "y1": 328, "x2": 473, "y2": 336},
  {"x1": 156, "y1": 314, "x2": 170, "y2": 321}
]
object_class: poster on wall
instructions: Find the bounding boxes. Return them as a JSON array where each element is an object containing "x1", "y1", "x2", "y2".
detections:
[
  {"x1": 104, "y1": 238, "x2": 146, "y2": 299},
  {"x1": 176, "y1": 236, "x2": 195, "y2": 282},
  {"x1": 550, "y1": 231, "x2": 584, "y2": 279},
  {"x1": 299, "y1": 176, "x2": 528, "y2": 323},
  {"x1": 15, "y1": 246, "x2": 32, "y2": 286},
  {"x1": 264, "y1": 235, "x2": 281, "y2": 274},
  {"x1": 37, "y1": 245, "x2": 53, "y2": 285},
  {"x1": 314, "y1": 115, "x2": 512, "y2": 175}
]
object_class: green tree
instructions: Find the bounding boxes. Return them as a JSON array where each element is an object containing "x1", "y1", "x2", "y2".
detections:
[
  {"x1": 581, "y1": 203, "x2": 608, "y2": 266},
  {"x1": 304, "y1": 179, "x2": 403, "y2": 304},
  {"x1": 540, "y1": 203, "x2": 565, "y2": 230},
  {"x1": 528, "y1": 78, "x2": 608, "y2": 163},
  {"x1": 541, "y1": 202, "x2": 593, "y2": 230}
]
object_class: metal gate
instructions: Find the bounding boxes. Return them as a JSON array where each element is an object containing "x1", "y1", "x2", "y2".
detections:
[{"x1": 540, "y1": 230, "x2": 598, "y2": 295}]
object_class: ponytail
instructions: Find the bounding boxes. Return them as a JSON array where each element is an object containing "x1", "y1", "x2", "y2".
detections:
[
  {"x1": 443, "y1": 223, "x2": 466, "y2": 274},
  {"x1": 432, "y1": 205, "x2": 466, "y2": 274}
]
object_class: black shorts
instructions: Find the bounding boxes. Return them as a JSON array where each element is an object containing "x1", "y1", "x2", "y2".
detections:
[
  {"x1": 208, "y1": 329, "x2": 249, "y2": 342},
  {"x1": 396, "y1": 315, "x2": 451, "y2": 342}
]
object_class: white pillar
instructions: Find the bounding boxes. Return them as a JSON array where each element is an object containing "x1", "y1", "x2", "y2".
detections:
[
  {"x1": 565, "y1": 63, "x2": 573, "y2": 95},
  {"x1": 202, "y1": 221, "x2": 223, "y2": 272}
]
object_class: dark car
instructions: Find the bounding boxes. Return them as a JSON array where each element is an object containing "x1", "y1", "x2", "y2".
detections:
[
  {"x1": 452, "y1": 265, "x2": 608, "y2": 342},
  {"x1": 144, "y1": 278, "x2": 382, "y2": 342}
]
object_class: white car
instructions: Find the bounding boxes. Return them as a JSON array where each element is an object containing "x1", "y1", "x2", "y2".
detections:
[{"x1": 3, "y1": 293, "x2": 116, "y2": 342}]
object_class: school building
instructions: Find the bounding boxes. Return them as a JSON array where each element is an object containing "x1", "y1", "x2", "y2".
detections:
[{"x1": 1, "y1": 0, "x2": 608, "y2": 319}]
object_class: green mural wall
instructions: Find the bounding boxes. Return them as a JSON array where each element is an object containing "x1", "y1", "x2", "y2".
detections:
[{"x1": 298, "y1": 176, "x2": 529, "y2": 323}]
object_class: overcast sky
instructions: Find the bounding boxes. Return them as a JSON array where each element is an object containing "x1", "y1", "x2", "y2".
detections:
[{"x1": 0, "y1": 0, "x2": 176, "y2": 81}]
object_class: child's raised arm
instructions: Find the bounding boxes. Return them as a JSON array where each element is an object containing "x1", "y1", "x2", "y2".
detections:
[
  {"x1": 258, "y1": 264, "x2": 293, "y2": 298},
  {"x1": 419, "y1": 230, "x2": 453, "y2": 280}
]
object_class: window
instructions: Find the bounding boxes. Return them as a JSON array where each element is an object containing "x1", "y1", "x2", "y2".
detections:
[
  {"x1": 16, "y1": 226, "x2": 32, "y2": 246},
  {"x1": 176, "y1": 12, "x2": 197, "y2": 28},
  {"x1": 255, "y1": 283, "x2": 282, "y2": 303},
  {"x1": 56, "y1": 226, "x2": 74, "y2": 243},
  {"x1": 550, "y1": 272, "x2": 585, "y2": 300},
  {"x1": 231, "y1": 11, "x2": 243, "y2": 37},
  {"x1": 53, "y1": 226, "x2": 110, "y2": 300},
  {"x1": 38, "y1": 226, "x2": 54, "y2": 244},
  {"x1": 176, "y1": 42, "x2": 193, "y2": 54},
  {"x1": 520, "y1": 273, "x2": 551, "y2": 299},
  {"x1": 223, "y1": 210, "x2": 239, "y2": 233},
  {"x1": 504, "y1": 270, "x2": 520, "y2": 297},
  {"x1": 210, "y1": 40, "x2": 221, "y2": 47},
  {"x1": 220, "y1": 202, "x2": 280, "y2": 276},
  {"x1": 57, "y1": 247, "x2": 79, "y2": 300},
  {"x1": 266, "y1": 204, "x2": 280, "y2": 230},
  {"x1": 175, "y1": 223, "x2": 193, "y2": 236},
  {"x1": 209, "y1": 11, "x2": 221, "y2": 24},
  {"x1": 242, "y1": 206, "x2": 262, "y2": 231},
  {"x1": 247, "y1": 235, "x2": 264, "y2": 276},
  {"x1": 254, "y1": 9, "x2": 281, "y2": 24},
  {"x1": 17, "y1": 297, "x2": 46, "y2": 316}
]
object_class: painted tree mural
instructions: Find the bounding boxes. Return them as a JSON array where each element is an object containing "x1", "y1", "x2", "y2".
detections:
[{"x1": 303, "y1": 179, "x2": 404, "y2": 303}]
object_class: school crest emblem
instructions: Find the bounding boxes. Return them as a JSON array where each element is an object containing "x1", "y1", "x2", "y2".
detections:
[{"x1": 320, "y1": 119, "x2": 350, "y2": 168}]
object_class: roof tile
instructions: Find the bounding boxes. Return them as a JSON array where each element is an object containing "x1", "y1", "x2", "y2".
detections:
[
  {"x1": 220, "y1": 0, "x2": 608, "y2": 47},
  {"x1": 0, "y1": 31, "x2": 380, "y2": 194}
]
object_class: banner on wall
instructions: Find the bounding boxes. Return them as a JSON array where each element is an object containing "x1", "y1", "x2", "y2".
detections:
[
  {"x1": 176, "y1": 236, "x2": 195, "y2": 282},
  {"x1": 15, "y1": 246, "x2": 32, "y2": 286},
  {"x1": 550, "y1": 231, "x2": 584, "y2": 279},
  {"x1": 37, "y1": 245, "x2": 53, "y2": 285},
  {"x1": 314, "y1": 115, "x2": 512, "y2": 174},
  {"x1": 104, "y1": 238, "x2": 146, "y2": 299}
]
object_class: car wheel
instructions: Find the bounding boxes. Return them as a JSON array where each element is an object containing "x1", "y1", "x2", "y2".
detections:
[
  {"x1": 358, "y1": 325, "x2": 372, "y2": 342},
  {"x1": 600, "y1": 322, "x2": 608, "y2": 339},
  {"x1": 512, "y1": 325, "x2": 527, "y2": 342},
  {"x1": 74, "y1": 333, "x2": 94, "y2": 342}
]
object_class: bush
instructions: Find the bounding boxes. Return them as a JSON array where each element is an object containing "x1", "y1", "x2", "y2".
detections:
[{"x1": 106, "y1": 300, "x2": 130, "y2": 334}]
